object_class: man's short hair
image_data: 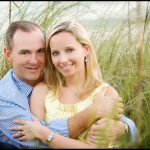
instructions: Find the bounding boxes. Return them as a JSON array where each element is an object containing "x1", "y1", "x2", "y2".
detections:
[{"x1": 5, "y1": 20, "x2": 46, "y2": 51}]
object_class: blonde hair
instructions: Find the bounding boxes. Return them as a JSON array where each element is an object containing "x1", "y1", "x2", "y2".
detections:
[{"x1": 44, "y1": 21, "x2": 102, "y2": 97}]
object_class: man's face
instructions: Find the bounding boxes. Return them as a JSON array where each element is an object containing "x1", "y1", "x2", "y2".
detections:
[{"x1": 5, "y1": 28, "x2": 46, "y2": 86}]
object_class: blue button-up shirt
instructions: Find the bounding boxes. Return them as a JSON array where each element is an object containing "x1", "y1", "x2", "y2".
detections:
[
  {"x1": 0, "y1": 69, "x2": 138, "y2": 148},
  {"x1": 0, "y1": 69, "x2": 68, "y2": 148}
]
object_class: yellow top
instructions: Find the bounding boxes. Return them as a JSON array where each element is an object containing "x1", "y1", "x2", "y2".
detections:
[{"x1": 45, "y1": 82, "x2": 109, "y2": 141}]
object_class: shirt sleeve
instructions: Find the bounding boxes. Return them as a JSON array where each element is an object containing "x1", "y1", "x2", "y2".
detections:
[
  {"x1": 39, "y1": 118, "x2": 69, "y2": 137},
  {"x1": 120, "y1": 115, "x2": 138, "y2": 144},
  {"x1": 0, "y1": 98, "x2": 69, "y2": 148},
  {"x1": 0, "y1": 99, "x2": 47, "y2": 148}
]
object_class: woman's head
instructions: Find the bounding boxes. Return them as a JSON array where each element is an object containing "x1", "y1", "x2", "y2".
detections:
[{"x1": 45, "y1": 21, "x2": 102, "y2": 96}]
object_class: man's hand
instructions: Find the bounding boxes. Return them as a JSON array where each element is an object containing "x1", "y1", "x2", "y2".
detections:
[
  {"x1": 86, "y1": 118, "x2": 126, "y2": 148},
  {"x1": 68, "y1": 95, "x2": 124, "y2": 139}
]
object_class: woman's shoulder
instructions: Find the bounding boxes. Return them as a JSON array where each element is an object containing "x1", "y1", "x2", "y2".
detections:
[
  {"x1": 93, "y1": 82, "x2": 109, "y2": 93},
  {"x1": 35, "y1": 81, "x2": 47, "y2": 87},
  {"x1": 33, "y1": 82, "x2": 48, "y2": 94},
  {"x1": 94, "y1": 82, "x2": 118, "y2": 97}
]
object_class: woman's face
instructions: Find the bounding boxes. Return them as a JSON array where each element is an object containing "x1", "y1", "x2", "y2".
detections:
[{"x1": 49, "y1": 32, "x2": 89, "y2": 78}]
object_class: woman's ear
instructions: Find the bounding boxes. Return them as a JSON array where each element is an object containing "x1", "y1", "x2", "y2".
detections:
[
  {"x1": 83, "y1": 45, "x2": 90, "y2": 56},
  {"x1": 3, "y1": 48, "x2": 13, "y2": 64}
]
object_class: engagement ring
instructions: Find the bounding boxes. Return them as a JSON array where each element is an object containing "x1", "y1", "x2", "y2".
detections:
[{"x1": 18, "y1": 131, "x2": 22, "y2": 136}]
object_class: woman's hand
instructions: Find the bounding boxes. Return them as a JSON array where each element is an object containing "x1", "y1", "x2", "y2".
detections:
[
  {"x1": 92, "y1": 95, "x2": 124, "y2": 120},
  {"x1": 10, "y1": 117, "x2": 43, "y2": 141},
  {"x1": 92, "y1": 86, "x2": 124, "y2": 120}
]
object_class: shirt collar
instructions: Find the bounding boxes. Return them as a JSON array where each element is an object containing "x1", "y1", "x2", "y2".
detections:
[{"x1": 12, "y1": 69, "x2": 33, "y2": 98}]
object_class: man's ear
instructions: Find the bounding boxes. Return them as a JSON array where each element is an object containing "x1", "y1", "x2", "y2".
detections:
[{"x1": 3, "y1": 48, "x2": 13, "y2": 64}]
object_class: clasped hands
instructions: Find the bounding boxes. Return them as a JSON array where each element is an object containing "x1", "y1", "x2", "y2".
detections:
[
  {"x1": 86, "y1": 95, "x2": 125, "y2": 147},
  {"x1": 10, "y1": 95, "x2": 124, "y2": 147}
]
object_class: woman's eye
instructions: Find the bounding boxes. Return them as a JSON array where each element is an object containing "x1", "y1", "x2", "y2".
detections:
[
  {"x1": 67, "y1": 48, "x2": 73, "y2": 53},
  {"x1": 52, "y1": 51, "x2": 59, "y2": 56}
]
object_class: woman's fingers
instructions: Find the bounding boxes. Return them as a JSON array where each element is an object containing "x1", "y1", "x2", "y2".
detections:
[
  {"x1": 118, "y1": 108, "x2": 124, "y2": 114},
  {"x1": 117, "y1": 102, "x2": 124, "y2": 109},
  {"x1": 11, "y1": 130, "x2": 25, "y2": 138},
  {"x1": 117, "y1": 96, "x2": 123, "y2": 103},
  {"x1": 11, "y1": 132, "x2": 22, "y2": 138},
  {"x1": 115, "y1": 107, "x2": 124, "y2": 119},
  {"x1": 10, "y1": 125, "x2": 23, "y2": 131},
  {"x1": 112, "y1": 98, "x2": 124, "y2": 119},
  {"x1": 17, "y1": 136, "x2": 27, "y2": 141},
  {"x1": 12, "y1": 134, "x2": 27, "y2": 141},
  {"x1": 13, "y1": 120, "x2": 27, "y2": 125}
]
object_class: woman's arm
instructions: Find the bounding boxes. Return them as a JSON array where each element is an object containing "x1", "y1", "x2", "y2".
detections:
[
  {"x1": 101, "y1": 86, "x2": 138, "y2": 144},
  {"x1": 87, "y1": 85, "x2": 138, "y2": 146},
  {"x1": 29, "y1": 83, "x2": 125, "y2": 143},
  {"x1": 29, "y1": 82, "x2": 48, "y2": 120},
  {"x1": 30, "y1": 83, "x2": 124, "y2": 139},
  {"x1": 85, "y1": 86, "x2": 125, "y2": 146},
  {"x1": 10, "y1": 119, "x2": 96, "y2": 148}
]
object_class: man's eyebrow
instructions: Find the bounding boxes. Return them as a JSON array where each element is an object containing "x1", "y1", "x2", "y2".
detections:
[
  {"x1": 19, "y1": 49, "x2": 30, "y2": 52},
  {"x1": 18, "y1": 48, "x2": 46, "y2": 52}
]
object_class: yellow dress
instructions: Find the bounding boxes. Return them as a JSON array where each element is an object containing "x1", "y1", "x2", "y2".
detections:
[{"x1": 45, "y1": 82, "x2": 109, "y2": 142}]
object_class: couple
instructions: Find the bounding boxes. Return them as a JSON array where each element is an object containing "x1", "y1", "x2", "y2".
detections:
[{"x1": 0, "y1": 20, "x2": 138, "y2": 148}]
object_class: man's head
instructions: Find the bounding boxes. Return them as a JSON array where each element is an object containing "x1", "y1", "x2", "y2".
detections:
[{"x1": 3, "y1": 20, "x2": 46, "y2": 86}]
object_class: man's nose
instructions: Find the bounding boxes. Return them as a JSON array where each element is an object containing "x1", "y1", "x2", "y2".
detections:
[{"x1": 29, "y1": 54, "x2": 39, "y2": 64}]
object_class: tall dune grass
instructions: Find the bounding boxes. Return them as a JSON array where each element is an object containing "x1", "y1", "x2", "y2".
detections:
[{"x1": 0, "y1": 1, "x2": 149, "y2": 148}]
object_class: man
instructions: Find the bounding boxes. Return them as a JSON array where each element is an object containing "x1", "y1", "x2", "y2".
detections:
[{"x1": 0, "y1": 20, "x2": 138, "y2": 148}]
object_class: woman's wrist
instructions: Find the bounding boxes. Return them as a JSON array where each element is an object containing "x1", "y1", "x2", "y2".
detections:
[{"x1": 37, "y1": 126, "x2": 53, "y2": 142}]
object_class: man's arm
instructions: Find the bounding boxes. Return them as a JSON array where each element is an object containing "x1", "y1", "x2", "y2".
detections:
[
  {"x1": 121, "y1": 115, "x2": 138, "y2": 144},
  {"x1": 0, "y1": 98, "x2": 46, "y2": 148}
]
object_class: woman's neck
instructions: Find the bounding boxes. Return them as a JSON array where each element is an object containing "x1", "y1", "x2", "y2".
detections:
[{"x1": 64, "y1": 73, "x2": 85, "y2": 89}]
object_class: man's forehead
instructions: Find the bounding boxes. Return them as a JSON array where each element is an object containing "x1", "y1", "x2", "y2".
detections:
[
  {"x1": 12, "y1": 29, "x2": 45, "y2": 51},
  {"x1": 14, "y1": 28, "x2": 44, "y2": 37},
  {"x1": 13, "y1": 29, "x2": 45, "y2": 44}
]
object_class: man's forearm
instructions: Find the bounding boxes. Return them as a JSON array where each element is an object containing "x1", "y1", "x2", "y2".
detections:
[
  {"x1": 45, "y1": 118, "x2": 69, "y2": 137},
  {"x1": 120, "y1": 115, "x2": 138, "y2": 144}
]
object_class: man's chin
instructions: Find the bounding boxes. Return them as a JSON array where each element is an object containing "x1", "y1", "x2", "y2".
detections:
[{"x1": 26, "y1": 75, "x2": 41, "y2": 81}]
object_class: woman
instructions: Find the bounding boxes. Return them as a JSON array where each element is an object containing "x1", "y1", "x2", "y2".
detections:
[{"x1": 11, "y1": 21, "x2": 132, "y2": 148}]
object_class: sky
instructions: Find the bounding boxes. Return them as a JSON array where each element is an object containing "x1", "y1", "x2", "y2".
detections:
[
  {"x1": 0, "y1": 1, "x2": 148, "y2": 35},
  {"x1": 0, "y1": 1, "x2": 139, "y2": 20}
]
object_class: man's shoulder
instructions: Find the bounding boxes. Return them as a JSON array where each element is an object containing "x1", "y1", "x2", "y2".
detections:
[
  {"x1": 0, "y1": 69, "x2": 15, "y2": 96},
  {"x1": 0, "y1": 69, "x2": 12, "y2": 87},
  {"x1": 0, "y1": 69, "x2": 28, "y2": 108}
]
